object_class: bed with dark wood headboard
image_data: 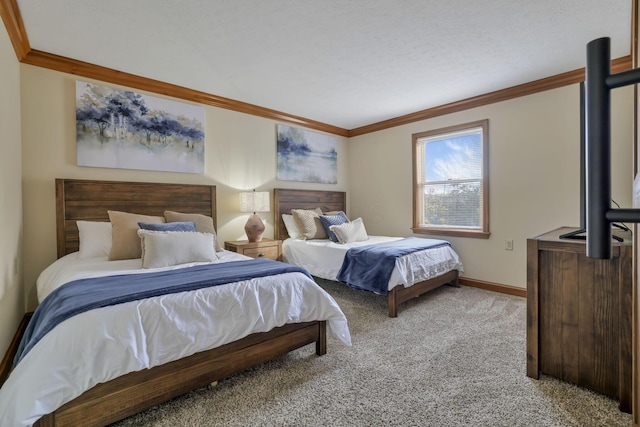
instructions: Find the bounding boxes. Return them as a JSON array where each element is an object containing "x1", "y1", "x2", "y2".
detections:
[
  {"x1": 274, "y1": 188, "x2": 459, "y2": 318},
  {"x1": 274, "y1": 188, "x2": 347, "y2": 241},
  {"x1": 9, "y1": 179, "x2": 330, "y2": 427},
  {"x1": 56, "y1": 178, "x2": 218, "y2": 257}
]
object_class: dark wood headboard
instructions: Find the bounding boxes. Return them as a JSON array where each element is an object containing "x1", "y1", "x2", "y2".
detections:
[
  {"x1": 273, "y1": 188, "x2": 346, "y2": 240},
  {"x1": 56, "y1": 179, "x2": 217, "y2": 258}
]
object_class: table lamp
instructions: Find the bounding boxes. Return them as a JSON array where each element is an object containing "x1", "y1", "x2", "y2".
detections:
[{"x1": 240, "y1": 190, "x2": 270, "y2": 242}]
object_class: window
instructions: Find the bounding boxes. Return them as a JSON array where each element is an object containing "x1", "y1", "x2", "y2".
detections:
[{"x1": 412, "y1": 119, "x2": 489, "y2": 239}]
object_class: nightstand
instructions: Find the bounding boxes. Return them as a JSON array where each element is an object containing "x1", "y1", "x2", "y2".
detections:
[{"x1": 224, "y1": 238, "x2": 282, "y2": 261}]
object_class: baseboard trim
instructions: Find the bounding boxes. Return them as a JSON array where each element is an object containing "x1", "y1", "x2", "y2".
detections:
[
  {"x1": 0, "y1": 312, "x2": 32, "y2": 387},
  {"x1": 459, "y1": 278, "x2": 526, "y2": 298}
]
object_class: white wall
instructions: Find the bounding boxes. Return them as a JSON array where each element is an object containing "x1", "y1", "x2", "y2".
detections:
[
  {"x1": 0, "y1": 22, "x2": 24, "y2": 355},
  {"x1": 20, "y1": 65, "x2": 348, "y2": 309},
  {"x1": 348, "y1": 84, "x2": 634, "y2": 288},
  {"x1": 14, "y1": 50, "x2": 636, "y2": 310}
]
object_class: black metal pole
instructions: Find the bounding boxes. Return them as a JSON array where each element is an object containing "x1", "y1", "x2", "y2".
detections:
[
  {"x1": 606, "y1": 67, "x2": 640, "y2": 89},
  {"x1": 606, "y1": 209, "x2": 640, "y2": 223},
  {"x1": 579, "y1": 81, "x2": 586, "y2": 230},
  {"x1": 585, "y1": 37, "x2": 612, "y2": 259}
]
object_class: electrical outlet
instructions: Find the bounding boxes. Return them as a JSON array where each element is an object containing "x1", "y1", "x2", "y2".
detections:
[{"x1": 505, "y1": 240, "x2": 513, "y2": 251}]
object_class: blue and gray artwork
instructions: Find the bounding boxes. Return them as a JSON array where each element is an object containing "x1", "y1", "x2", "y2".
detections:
[
  {"x1": 76, "y1": 81, "x2": 205, "y2": 174},
  {"x1": 276, "y1": 125, "x2": 337, "y2": 184}
]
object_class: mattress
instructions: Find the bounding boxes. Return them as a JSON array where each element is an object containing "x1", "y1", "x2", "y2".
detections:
[{"x1": 282, "y1": 236, "x2": 464, "y2": 293}]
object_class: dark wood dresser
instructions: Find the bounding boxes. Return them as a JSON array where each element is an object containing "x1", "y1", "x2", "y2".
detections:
[{"x1": 526, "y1": 227, "x2": 632, "y2": 412}]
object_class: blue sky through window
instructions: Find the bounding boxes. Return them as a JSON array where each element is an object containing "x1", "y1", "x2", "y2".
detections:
[{"x1": 424, "y1": 132, "x2": 481, "y2": 182}]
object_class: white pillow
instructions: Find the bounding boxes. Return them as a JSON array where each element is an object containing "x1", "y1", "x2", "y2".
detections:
[
  {"x1": 138, "y1": 230, "x2": 218, "y2": 269},
  {"x1": 164, "y1": 210, "x2": 223, "y2": 252},
  {"x1": 282, "y1": 214, "x2": 302, "y2": 239},
  {"x1": 77, "y1": 221, "x2": 112, "y2": 259},
  {"x1": 329, "y1": 218, "x2": 369, "y2": 244}
]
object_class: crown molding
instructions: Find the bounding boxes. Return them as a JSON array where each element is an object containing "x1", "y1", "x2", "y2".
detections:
[
  {"x1": 348, "y1": 55, "x2": 633, "y2": 137},
  {"x1": 0, "y1": 0, "x2": 29, "y2": 60},
  {"x1": 21, "y1": 49, "x2": 350, "y2": 137}
]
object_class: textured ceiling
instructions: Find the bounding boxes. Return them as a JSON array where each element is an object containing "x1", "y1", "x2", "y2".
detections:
[{"x1": 17, "y1": 0, "x2": 632, "y2": 130}]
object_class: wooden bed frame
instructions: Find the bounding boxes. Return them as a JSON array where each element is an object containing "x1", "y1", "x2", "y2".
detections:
[
  {"x1": 274, "y1": 188, "x2": 459, "y2": 318},
  {"x1": 4, "y1": 179, "x2": 328, "y2": 427}
]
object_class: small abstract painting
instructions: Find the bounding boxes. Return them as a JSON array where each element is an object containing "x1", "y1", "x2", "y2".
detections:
[
  {"x1": 276, "y1": 124, "x2": 337, "y2": 184},
  {"x1": 76, "y1": 81, "x2": 205, "y2": 174}
]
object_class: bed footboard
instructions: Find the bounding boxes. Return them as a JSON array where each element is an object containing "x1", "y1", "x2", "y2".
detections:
[
  {"x1": 34, "y1": 321, "x2": 326, "y2": 427},
  {"x1": 387, "y1": 270, "x2": 459, "y2": 317}
]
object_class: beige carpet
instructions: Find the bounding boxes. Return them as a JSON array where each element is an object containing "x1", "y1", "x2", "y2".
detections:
[{"x1": 113, "y1": 280, "x2": 632, "y2": 427}]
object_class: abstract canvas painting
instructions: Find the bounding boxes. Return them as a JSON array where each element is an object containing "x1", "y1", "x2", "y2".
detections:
[
  {"x1": 76, "y1": 81, "x2": 205, "y2": 173},
  {"x1": 276, "y1": 124, "x2": 337, "y2": 184}
]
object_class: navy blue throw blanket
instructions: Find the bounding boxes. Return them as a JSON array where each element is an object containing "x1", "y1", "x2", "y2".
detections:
[
  {"x1": 337, "y1": 237, "x2": 450, "y2": 294},
  {"x1": 15, "y1": 258, "x2": 311, "y2": 366}
]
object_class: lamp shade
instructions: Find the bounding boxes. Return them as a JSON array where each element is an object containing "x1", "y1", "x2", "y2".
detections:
[{"x1": 240, "y1": 191, "x2": 270, "y2": 213}]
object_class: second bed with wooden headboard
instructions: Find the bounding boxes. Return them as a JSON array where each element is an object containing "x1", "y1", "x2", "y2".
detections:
[{"x1": 274, "y1": 188, "x2": 463, "y2": 317}]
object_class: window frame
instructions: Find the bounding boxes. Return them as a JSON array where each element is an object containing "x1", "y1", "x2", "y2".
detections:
[{"x1": 411, "y1": 119, "x2": 490, "y2": 239}]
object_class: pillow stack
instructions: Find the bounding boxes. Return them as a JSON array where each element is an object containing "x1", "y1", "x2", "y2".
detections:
[
  {"x1": 282, "y1": 208, "x2": 369, "y2": 244},
  {"x1": 76, "y1": 210, "x2": 224, "y2": 268}
]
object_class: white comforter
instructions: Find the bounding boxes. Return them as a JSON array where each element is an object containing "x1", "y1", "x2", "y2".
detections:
[
  {"x1": 0, "y1": 251, "x2": 351, "y2": 427},
  {"x1": 282, "y1": 236, "x2": 464, "y2": 293}
]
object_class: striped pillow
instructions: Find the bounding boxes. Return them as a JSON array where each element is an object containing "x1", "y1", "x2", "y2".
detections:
[
  {"x1": 319, "y1": 212, "x2": 349, "y2": 242},
  {"x1": 330, "y1": 218, "x2": 369, "y2": 244},
  {"x1": 291, "y1": 208, "x2": 326, "y2": 240}
]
